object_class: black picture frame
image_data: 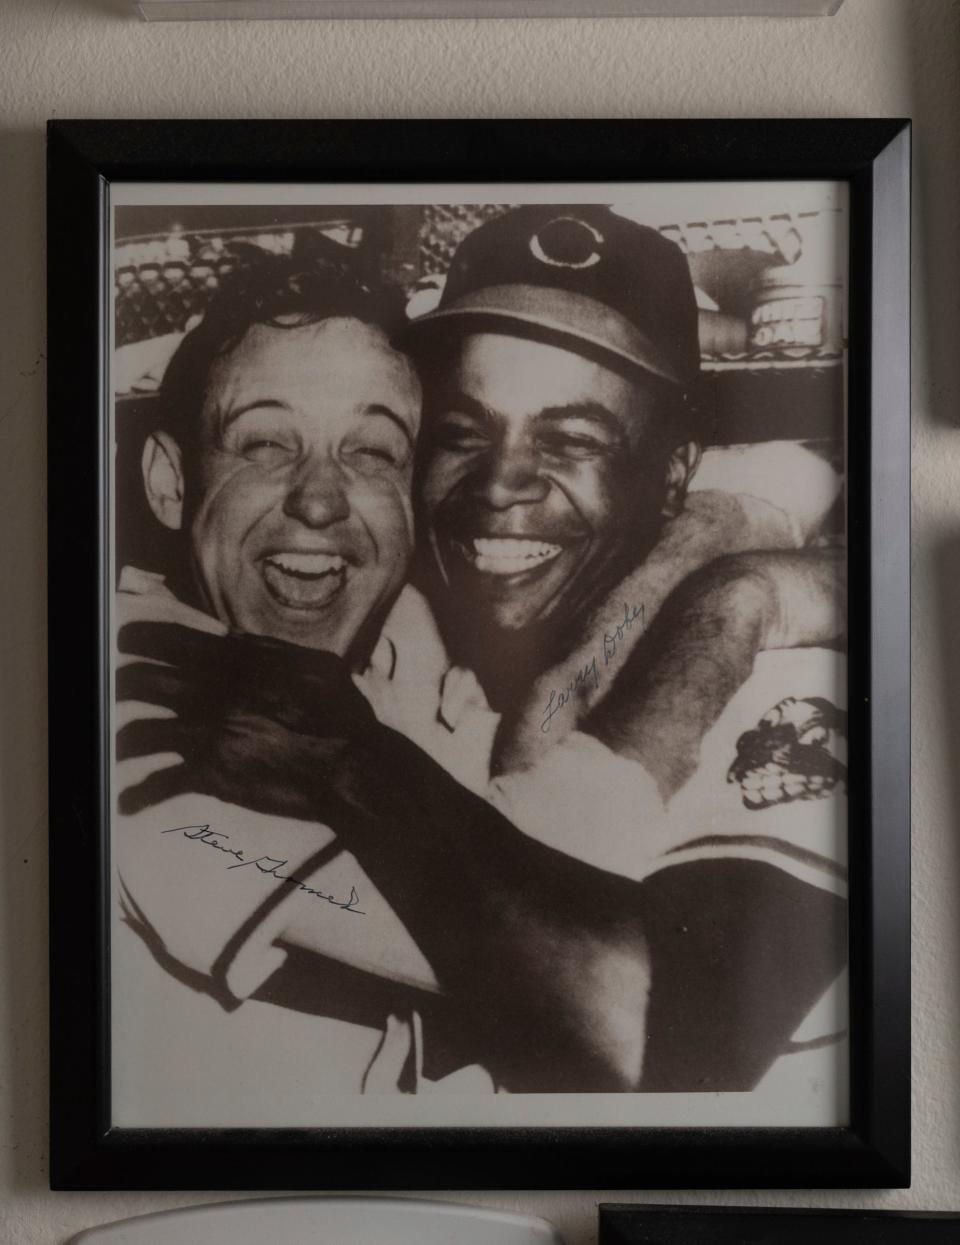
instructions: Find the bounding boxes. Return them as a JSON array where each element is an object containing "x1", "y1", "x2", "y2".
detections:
[
  {"x1": 599, "y1": 1207, "x2": 956, "y2": 1245},
  {"x1": 48, "y1": 118, "x2": 911, "y2": 1192}
]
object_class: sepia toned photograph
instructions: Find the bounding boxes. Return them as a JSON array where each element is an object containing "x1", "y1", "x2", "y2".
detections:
[{"x1": 108, "y1": 181, "x2": 850, "y2": 1130}]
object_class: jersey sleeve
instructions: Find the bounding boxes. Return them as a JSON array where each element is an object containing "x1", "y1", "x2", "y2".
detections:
[
  {"x1": 113, "y1": 577, "x2": 440, "y2": 1009},
  {"x1": 654, "y1": 645, "x2": 847, "y2": 899},
  {"x1": 490, "y1": 644, "x2": 848, "y2": 1090}
]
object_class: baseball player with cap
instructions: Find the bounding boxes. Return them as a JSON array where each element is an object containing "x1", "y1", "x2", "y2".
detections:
[
  {"x1": 114, "y1": 206, "x2": 847, "y2": 1101},
  {"x1": 397, "y1": 205, "x2": 849, "y2": 1093},
  {"x1": 404, "y1": 206, "x2": 841, "y2": 740},
  {"x1": 409, "y1": 205, "x2": 705, "y2": 712}
]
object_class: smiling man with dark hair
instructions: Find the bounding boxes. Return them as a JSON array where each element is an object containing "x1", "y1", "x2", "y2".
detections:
[
  {"x1": 408, "y1": 207, "x2": 704, "y2": 708},
  {"x1": 138, "y1": 249, "x2": 419, "y2": 664},
  {"x1": 393, "y1": 205, "x2": 849, "y2": 1093}
]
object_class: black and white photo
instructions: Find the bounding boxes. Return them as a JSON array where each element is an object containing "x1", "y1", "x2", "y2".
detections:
[
  {"x1": 109, "y1": 183, "x2": 850, "y2": 1127},
  {"x1": 45, "y1": 118, "x2": 911, "y2": 1191}
]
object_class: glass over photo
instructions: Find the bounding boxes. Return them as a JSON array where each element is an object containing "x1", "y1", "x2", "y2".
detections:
[{"x1": 109, "y1": 185, "x2": 849, "y2": 1129}]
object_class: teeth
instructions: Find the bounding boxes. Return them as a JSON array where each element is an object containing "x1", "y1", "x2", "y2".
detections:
[
  {"x1": 266, "y1": 552, "x2": 346, "y2": 576},
  {"x1": 466, "y1": 537, "x2": 562, "y2": 576},
  {"x1": 473, "y1": 538, "x2": 561, "y2": 558},
  {"x1": 262, "y1": 552, "x2": 348, "y2": 609}
]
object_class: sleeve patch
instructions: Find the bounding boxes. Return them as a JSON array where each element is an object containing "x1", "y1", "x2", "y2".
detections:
[{"x1": 727, "y1": 695, "x2": 848, "y2": 811}]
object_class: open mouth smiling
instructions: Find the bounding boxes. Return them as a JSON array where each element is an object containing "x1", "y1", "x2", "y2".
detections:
[
  {"x1": 260, "y1": 550, "x2": 351, "y2": 610},
  {"x1": 451, "y1": 536, "x2": 565, "y2": 577}
]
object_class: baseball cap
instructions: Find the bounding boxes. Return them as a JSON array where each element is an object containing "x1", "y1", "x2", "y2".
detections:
[{"x1": 407, "y1": 205, "x2": 700, "y2": 391}]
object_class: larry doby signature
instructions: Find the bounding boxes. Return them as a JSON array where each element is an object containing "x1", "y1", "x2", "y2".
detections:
[
  {"x1": 162, "y1": 824, "x2": 365, "y2": 914},
  {"x1": 540, "y1": 601, "x2": 645, "y2": 735}
]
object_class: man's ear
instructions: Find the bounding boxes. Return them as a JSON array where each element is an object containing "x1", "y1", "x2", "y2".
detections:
[
  {"x1": 661, "y1": 440, "x2": 702, "y2": 518},
  {"x1": 142, "y1": 431, "x2": 185, "y2": 531}
]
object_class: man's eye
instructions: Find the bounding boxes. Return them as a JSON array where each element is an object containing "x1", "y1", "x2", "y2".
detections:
[
  {"x1": 354, "y1": 445, "x2": 397, "y2": 464},
  {"x1": 342, "y1": 442, "x2": 405, "y2": 474},
  {"x1": 239, "y1": 438, "x2": 296, "y2": 465},
  {"x1": 538, "y1": 430, "x2": 609, "y2": 458},
  {"x1": 433, "y1": 419, "x2": 489, "y2": 452}
]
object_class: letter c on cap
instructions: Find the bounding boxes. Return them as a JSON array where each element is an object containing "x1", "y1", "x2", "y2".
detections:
[{"x1": 530, "y1": 217, "x2": 604, "y2": 270}]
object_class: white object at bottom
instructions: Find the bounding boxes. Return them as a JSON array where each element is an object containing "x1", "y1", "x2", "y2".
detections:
[{"x1": 72, "y1": 1196, "x2": 565, "y2": 1245}]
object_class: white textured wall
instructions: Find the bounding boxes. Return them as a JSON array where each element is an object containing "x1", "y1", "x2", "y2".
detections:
[{"x1": 1, "y1": 0, "x2": 958, "y2": 1241}]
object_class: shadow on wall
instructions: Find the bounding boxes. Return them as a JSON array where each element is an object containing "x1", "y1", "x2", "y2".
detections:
[
  {"x1": 905, "y1": 0, "x2": 960, "y2": 430},
  {"x1": 933, "y1": 531, "x2": 960, "y2": 1134}
]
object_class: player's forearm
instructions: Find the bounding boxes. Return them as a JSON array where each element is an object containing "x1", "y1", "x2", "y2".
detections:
[
  {"x1": 493, "y1": 489, "x2": 801, "y2": 774},
  {"x1": 116, "y1": 621, "x2": 651, "y2": 1090},
  {"x1": 754, "y1": 545, "x2": 846, "y2": 650},
  {"x1": 314, "y1": 725, "x2": 652, "y2": 1091},
  {"x1": 587, "y1": 568, "x2": 771, "y2": 799},
  {"x1": 584, "y1": 550, "x2": 844, "y2": 800}
]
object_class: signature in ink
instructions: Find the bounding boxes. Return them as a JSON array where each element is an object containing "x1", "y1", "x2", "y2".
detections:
[
  {"x1": 602, "y1": 600, "x2": 645, "y2": 665},
  {"x1": 540, "y1": 601, "x2": 645, "y2": 734},
  {"x1": 161, "y1": 824, "x2": 365, "y2": 914}
]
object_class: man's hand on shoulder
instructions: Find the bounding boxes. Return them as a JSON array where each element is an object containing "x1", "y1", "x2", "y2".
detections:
[{"x1": 116, "y1": 622, "x2": 376, "y2": 819}]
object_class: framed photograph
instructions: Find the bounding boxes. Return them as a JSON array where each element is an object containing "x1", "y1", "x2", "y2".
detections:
[
  {"x1": 599, "y1": 1208, "x2": 957, "y2": 1245},
  {"x1": 48, "y1": 119, "x2": 910, "y2": 1190}
]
